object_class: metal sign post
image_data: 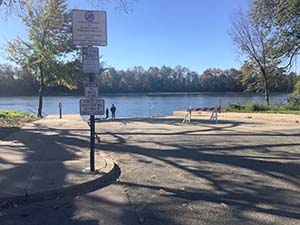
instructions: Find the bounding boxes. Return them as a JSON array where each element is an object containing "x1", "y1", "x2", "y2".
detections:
[
  {"x1": 73, "y1": 9, "x2": 107, "y2": 172},
  {"x1": 89, "y1": 73, "x2": 95, "y2": 172}
]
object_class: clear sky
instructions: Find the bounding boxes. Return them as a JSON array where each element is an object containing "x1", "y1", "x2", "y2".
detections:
[{"x1": 0, "y1": 0, "x2": 250, "y2": 74}]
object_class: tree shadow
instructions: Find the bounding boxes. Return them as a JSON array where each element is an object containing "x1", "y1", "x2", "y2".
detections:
[
  {"x1": 0, "y1": 127, "x2": 20, "y2": 140},
  {"x1": 0, "y1": 119, "x2": 121, "y2": 225},
  {"x1": 95, "y1": 117, "x2": 300, "y2": 223}
]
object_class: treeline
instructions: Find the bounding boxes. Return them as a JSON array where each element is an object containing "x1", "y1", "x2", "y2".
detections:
[{"x1": 0, "y1": 64, "x2": 297, "y2": 96}]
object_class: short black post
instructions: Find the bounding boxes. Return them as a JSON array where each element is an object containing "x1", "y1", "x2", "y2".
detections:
[
  {"x1": 58, "y1": 102, "x2": 62, "y2": 119},
  {"x1": 89, "y1": 73, "x2": 95, "y2": 172}
]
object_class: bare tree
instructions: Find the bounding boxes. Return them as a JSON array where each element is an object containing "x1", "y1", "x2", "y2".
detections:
[{"x1": 230, "y1": 10, "x2": 275, "y2": 105}]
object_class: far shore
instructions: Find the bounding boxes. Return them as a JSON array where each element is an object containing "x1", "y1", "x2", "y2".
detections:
[{"x1": 0, "y1": 91, "x2": 290, "y2": 98}]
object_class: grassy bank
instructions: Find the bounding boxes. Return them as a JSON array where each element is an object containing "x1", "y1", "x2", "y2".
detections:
[
  {"x1": 224, "y1": 102, "x2": 300, "y2": 114},
  {"x1": 0, "y1": 110, "x2": 35, "y2": 140}
]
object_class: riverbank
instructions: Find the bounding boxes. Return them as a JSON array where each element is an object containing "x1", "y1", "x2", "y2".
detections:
[{"x1": 0, "y1": 110, "x2": 36, "y2": 140}]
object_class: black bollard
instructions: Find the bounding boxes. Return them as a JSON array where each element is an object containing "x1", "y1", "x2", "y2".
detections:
[{"x1": 58, "y1": 102, "x2": 62, "y2": 119}]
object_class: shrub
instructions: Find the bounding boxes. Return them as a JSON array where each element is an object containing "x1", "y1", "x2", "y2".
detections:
[
  {"x1": 223, "y1": 101, "x2": 299, "y2": 113},
  {"x1": 0, "y1": 110, "x2": 34, "y2": 127},
  {"x1": 287, "y1": 95, "x2": 300, "y2": 104},
  {"x1": 224, "y1": 103, "x2": 245, "y2": 112},
  {"x1": 279, "y1": 103, "x2": 300, "y2": 111},
  {"x1": 244, "y1": 102, "x2": 268, "y2": 112}
]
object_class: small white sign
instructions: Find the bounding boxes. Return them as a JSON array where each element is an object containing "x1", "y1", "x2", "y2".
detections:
[
  {"x1": 72, "y1": 10, "x2": 107, "y2": 46},
  {"x1": 80, "y1": 99, "x2": 105, "y2": 115},
  {"x1": 82, "y1": 47, "x2": 100, "y2": 73},
  {"x1": 84, "y1": 82, "x2": 99, "y2": 98}
]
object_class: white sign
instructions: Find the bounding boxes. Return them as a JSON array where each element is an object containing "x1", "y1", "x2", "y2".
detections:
[
  {"x1": 84, "y1": 82, "x2": 99, "y2": 98},
  {"x1": 72, "y1": 10, "x2": 107, "y2": 46},
  {"x1": 80, "y1": 99, "x2": 105, "y2": 115},
  {"x1": 82, "y1": 47, "x2": 100, "y2": 73}
]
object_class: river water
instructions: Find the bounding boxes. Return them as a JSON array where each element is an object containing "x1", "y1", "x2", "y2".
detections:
[{"x1": 0, "y1": 93, "x2": 288, "y2": 117}]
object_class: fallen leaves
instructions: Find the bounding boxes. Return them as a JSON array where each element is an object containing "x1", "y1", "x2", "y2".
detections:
[
  {"x1": 220, "y1": 202, "x2": 229, "y2": 209},
  {"x1": 159, "y1": 188, "x2": 166, "y2": 194},
  {"x1": 181, "y1": 202, "x2": 193, "y2": 211}
]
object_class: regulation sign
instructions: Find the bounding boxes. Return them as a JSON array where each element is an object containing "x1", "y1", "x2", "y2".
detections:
[
  {"x1": 84, "y1": 82, "x2": 99, "y2": 98},
  {"x1": 80, "y1": 99, "x2": 105, "y2": 115},
  {"x1": 82, "y1": 47, "x2": 100, "y2": 73},
  {"x1": 72, "y1": 10, "x2": 107, "y2": 46}
]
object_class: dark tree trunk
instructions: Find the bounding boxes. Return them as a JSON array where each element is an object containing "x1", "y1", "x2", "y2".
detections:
[
  {"x1": 262, "y1": 70, "x2": 270, "y2": 105},
  {"x1": 37, "y1": 62, "x2": 44, "y2": 118}
]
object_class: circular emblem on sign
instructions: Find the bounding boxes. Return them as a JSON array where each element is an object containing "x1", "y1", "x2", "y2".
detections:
[{"x1": 84, "y1": 11, "x2": 95, "y2": 22}]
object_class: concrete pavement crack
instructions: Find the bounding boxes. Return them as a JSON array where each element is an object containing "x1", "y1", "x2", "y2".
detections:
[{"x1": 23, "y1": 140, "x2": 47, "y2": 200}]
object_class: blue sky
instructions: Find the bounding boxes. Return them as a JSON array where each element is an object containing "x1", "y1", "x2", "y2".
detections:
[{"x1": 0, "y1": 0, "x2": 250, "y2": 74}]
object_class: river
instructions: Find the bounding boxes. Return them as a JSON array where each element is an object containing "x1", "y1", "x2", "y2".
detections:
[{"x1": 0, "y1": 93, "x2": 288, "y2": 117}]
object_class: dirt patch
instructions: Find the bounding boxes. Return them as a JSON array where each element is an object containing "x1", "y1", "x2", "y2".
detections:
[{"x1": 173, "y1": 111, "x2": 300, "y2": 124}]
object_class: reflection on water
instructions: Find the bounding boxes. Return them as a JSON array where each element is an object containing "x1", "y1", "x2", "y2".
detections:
[{"x1": 0, "y1": 93, "x2": 288, "y2": 117}]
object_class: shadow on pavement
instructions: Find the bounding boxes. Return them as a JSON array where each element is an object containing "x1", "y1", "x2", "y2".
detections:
[
  {"x1": 0, "y1": 118, "x2": 122, "y2": 225},
  {"x1": 94, "y1": 117, "x2": 300, "y2": 224}
]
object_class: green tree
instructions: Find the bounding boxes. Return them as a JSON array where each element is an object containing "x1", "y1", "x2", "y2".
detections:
[
  {"x1": 292, "y1": 80, "x2": 300, "y2": 97},
  {"x1": 6, "y1": 0, "x2": 75, "y2": 117},
  {"x1": 251, "y1": 0, "x2": 300, "y2": 69}
]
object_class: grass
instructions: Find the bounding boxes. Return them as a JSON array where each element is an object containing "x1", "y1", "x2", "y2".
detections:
[
  {"x1": 0, "y1": 110, "x2": 36, "y2": 140},
  {"x1": 224, "y1": 101, "x2": 300, "y2": 114}
]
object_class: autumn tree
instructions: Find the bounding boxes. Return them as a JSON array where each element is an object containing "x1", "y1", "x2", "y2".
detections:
[{"x1": 6, "y1": 0, "x2": 77, "y2": 117}]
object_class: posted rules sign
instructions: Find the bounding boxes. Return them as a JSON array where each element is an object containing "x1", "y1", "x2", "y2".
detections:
[
  {"x1": 82, "y1": 47, "x2": 100, "y2": 74},
  {"x1": 80, "y1": 99, "x2": 105, "y2": 115},
  {"x1": 72, "y1": 10, "x2": 107, "y2": 46},
  {"x1": 84, "y1": 82, "x2": 99, "y2": 98}
]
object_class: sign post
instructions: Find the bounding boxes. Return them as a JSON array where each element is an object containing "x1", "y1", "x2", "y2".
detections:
[
  {"x1": 73, "y1": 9, "x2": 107, "y2": 172},
  {"x1": 82, "y1": 47, "x2": 100, "y2": 74},
  {"x1": 89, "y1": 73, "x2": 95, "y2": 172}
]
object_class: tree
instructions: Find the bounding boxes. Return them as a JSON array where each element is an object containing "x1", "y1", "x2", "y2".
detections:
[
  {"x1": 230, "y1": 10, "x2": 276, "y2": 104},
  {"x1": 251, "y1": 0, "x2": 300, "y2": 69},
  {"x1": 6, "y1": 0, "x2": 75, "y2": 117},
  {"x1": 0, "y1": 0, "x2": 134, "y2": 16},
  {"x1": 292, "y1": 80, "x2": 300, "y2": 97}
]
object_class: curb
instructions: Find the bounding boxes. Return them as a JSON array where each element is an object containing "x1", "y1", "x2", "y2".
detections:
[{"x1": 0, "y1": 158, "x2": 120, "y2": 209}]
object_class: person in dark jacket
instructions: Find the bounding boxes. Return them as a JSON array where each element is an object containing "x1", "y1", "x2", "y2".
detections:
[
  {"x1": 105, "y1": 108, "x2": 109, "y2": 119},
  {"x1": 110, "y1": 104, "x2": 116, "y2": 118}
]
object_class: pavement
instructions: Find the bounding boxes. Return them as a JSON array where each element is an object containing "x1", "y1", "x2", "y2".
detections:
[
  {"x1": 0, "y1": 114, "x2": 118, "y2": 207},
  {"x1": 0, "y1": 116, "x2": 299, "y2": 225}
]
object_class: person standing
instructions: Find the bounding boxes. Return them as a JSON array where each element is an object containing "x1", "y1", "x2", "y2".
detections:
[
  {"x1": 105, "y1": 108, "x2": 109, "y2": 119},
  {"x1": 110, "y1": 104, "x2": 116, "y2": 118}
]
